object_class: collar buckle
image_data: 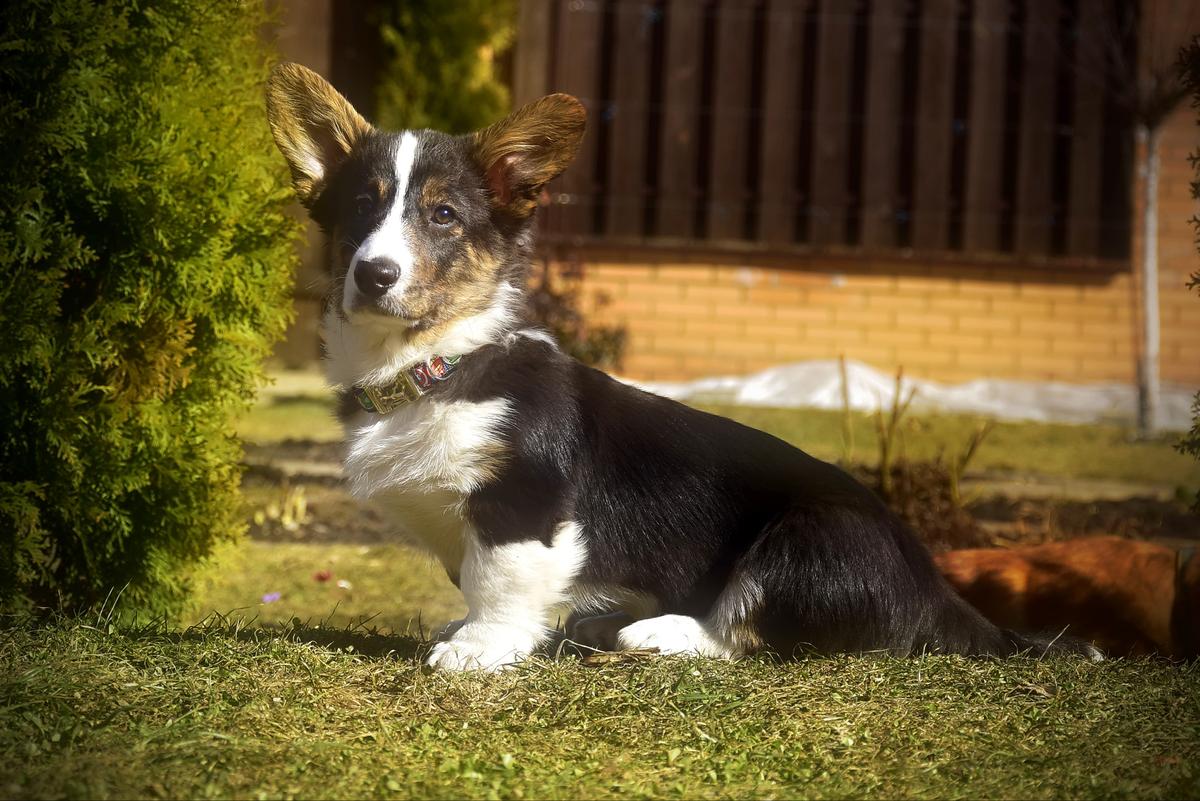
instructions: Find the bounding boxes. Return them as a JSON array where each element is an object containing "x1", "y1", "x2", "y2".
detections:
[{"x1": 353, "y1": 354, "x2": 462, "y2": 415}]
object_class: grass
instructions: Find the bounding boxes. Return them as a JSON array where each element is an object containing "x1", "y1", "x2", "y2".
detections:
[
  {"x1": 5, "y1": 371, "x2": 1195, "y2": 799},
  {"x1": 2, "y1": 618, "x2": 1197, "y2": 800},
  {"x1": 191, "y1": 541, "x2": 465, "y2": 636},
  {"x1": 697, "y1": 403, "x2": 1200, "y2": 489}
]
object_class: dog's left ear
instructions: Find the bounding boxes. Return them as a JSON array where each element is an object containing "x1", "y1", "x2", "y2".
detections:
[
  {"x1": 472, "y1": 93, "x2": 586, "y2": 217},
  {"x1": 266, "y1": 62, "x2": 372, "y2": 206}
]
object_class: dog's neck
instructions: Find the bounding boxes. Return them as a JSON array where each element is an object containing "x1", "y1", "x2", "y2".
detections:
[{"x1": 322, "y1": 282, "x2": 524, "y2": 390}]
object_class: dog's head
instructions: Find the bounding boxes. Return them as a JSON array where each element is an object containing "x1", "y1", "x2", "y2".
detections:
[{"x1": 265, "y1": 62, "x2": 585, "y2": 347}]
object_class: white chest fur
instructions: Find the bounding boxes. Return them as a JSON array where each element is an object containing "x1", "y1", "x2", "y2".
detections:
[{"x1": 342, "y1": 397, "x2": 511, "y2": 569}]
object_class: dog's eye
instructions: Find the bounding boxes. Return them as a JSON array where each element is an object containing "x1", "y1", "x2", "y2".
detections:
[
  {"x1": 432, "y1": 205, "x2": 457, "y2": 226},
  {"x1": 355, "y1": 193, "x2": 375, "y2": 217}
]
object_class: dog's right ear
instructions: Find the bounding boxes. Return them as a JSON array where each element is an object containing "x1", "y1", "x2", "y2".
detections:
[{"x1": 266, "y1": 62, "x2": 372, "y2": 206}]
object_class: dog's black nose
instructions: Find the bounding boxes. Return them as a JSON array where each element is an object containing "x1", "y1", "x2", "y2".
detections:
[{"x1": 354, "y1": 259, "x2": 400, "y2": 299}]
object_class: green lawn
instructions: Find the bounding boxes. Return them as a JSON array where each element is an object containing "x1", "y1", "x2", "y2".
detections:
[
  {"x1": 191, "y1": 541, "x2": 465, "y2": 637},
  {"x1": 4, "y1": 372, "x2": 1196, "y2": 799},
  {"x1": 2, "y1": 619, "x2": 1196, "y2": 800}
]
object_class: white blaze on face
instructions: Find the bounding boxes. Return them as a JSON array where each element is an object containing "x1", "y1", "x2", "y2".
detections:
[{"x1": 345, "y1": 132, "x2": 420, "y2": 313}]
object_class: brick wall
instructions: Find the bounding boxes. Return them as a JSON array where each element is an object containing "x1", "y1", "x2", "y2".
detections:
[{"x1": 556, "y1": 102, "x2": 1199, "y2": 389}]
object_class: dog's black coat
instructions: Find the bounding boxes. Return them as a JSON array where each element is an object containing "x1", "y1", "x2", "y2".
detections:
[{"x1": 405, "y1": 335, "x2": 1087, "y2": 658}]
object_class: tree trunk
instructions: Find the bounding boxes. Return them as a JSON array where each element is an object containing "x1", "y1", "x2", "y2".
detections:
[{"x1": 1137, "y1": 122, "x2": 1161, "y2": 438}]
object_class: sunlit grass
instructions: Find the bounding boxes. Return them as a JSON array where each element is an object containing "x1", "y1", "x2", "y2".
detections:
[
  {"x1": 190, "y1": 540, "x2": 464, "y2": 637},
  {"x1": 2, "y1": 618, "x2": 1196, "y2": 800}
]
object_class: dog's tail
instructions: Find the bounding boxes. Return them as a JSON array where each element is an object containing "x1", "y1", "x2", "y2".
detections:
[
  {"x1": 928, "y1": 565, "x2": 1103, "y2": 659},
  {"x1": 1000, "y1": 628, "x2": 1105, "y2": 661}
]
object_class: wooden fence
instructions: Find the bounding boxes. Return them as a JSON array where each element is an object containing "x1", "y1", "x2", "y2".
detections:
[{"x1": 514, "y1": 0, "x2": 1135, "y2": 261}]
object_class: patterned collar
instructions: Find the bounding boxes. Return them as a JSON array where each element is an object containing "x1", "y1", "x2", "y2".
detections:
[{"x1": 351, "y1": 354, "x2": 462, "y2": 415}]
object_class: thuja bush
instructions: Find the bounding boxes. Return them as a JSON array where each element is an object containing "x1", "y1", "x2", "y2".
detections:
[
  {"x1": 373, "y1": 0, "x2": 516, "y2": 134},
  {"x1": 0, "y1": 1, "x2": 300, "y2": 616},
  {"x1": 1179, "y1": 38, "x2": 1200, "y2": 507}
]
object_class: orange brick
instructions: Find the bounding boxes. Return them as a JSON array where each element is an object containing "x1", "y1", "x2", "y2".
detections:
[
  {"x1": 745, "y1": 320, "x2": 805, "y2": 341},
  {"x1": 654, "y1": 334, "x2": 712, "y2": 354},
  {"x1": 894, "y1": 348, "x2": 955, "y2": 367},
  {"x1": 954, "y1": 279, "x2": 1019, "y2": 299},
  {"x1": 625, "y1": 316, "x2": 686, "y2": 335},
  {"x1": 866, "y1": 328, "x2": 928, "y2": 348},
  {"x1": 622, "y1": 352, "x2": 686, "y2": 374},
  {"x1": 927, "y1": 295, "x2": 990, "y2": 315},
  {"x1": 774, "y1": 304, "x2": 834, "y2": 323},
  {"x1": 807, "y1": 289, "x2": 869, "y2": 308},
  {"x1": 805, "y1": 325, "x2": 865, "y2": 344},
  {"x1": 935, "y1": 331, "x2": 989, "y2": 351},
  {"x1": 684, "y1": 318, "x2": 743, "y2": 338},
  {"x1": 842, "y1": 344, "x2": 897, "y2": 365},
  {"x1": 746, "y1": 286, "x2": 807, "y2": 306},
  {"x1": 711, "y1": 338, "x2": 772, "y2": 358},
  {"x1": 682, "y1": 355, "x2": 732, "y2": 374},
  {"x1": 1017, "y1": 317, "x2": 1082, "y2": 337},
  {"x1": 990, "y1": 298, "x2": 1054, "y2": 318},
  {"x1": 657, "y1": 264, "x2": 718, "y2": 283},
  {"x1": 844, "y1": 274, "x2": 898, "y2": 291},
  {"x1": 866, "y1": 294, "x2": 930, "y2": 313},
  {"x1": 834, "y1": 307, "x2": 891, "y2": 327},
  {"x1": 954, "y1": 349, "x2": 1019, "y2": 370},
  {"x1": 776, "y1": 270, "x2": 838, "y2": 288},
  {"x1": 957, "y1": 315, "x2": 1017, "y2": 335},
  {"x1": 1050, "y1": 337, "x2": 1116, "y2": 358},
  {"x1": 1081, "y1": 320, "x2": 1136, "y2": 342},
  {"x1": 621, "y1": 280, "x2": 686, "y2": 301},
  {"x1": 653, "y1": 299, "x2": 710, "y2": 318},
  {"x1": 894, "y1": 274, "x2": 937, "y2": 292},
  {"x1": 1017, "y1": 282, "x2": 1085, "y2": 302},
  {"x1": 602, "y1": 296, "x2": 653, "y2": 316},
  {"x1": 1016, "y1": 352, "x2": 1081, "y2": 379},
  {"x1": 772, "y1": 340, "x2": 834, "y2": 361},
  {"x1": 894, "y1": 312, "x2": 956, "y2": 332},
  {"x1": 685, "y1": 284, "x2": 746, "y2": 304}
]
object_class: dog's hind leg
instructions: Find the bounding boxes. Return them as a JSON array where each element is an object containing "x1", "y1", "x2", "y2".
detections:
[{"x1": 615, "y1": 614, "x2": 740, "y2": 658}]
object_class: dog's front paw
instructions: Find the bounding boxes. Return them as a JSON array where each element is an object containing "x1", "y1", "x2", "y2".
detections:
[{"x1": 425, "y1": 623, "x2": 540, "y2": 672}]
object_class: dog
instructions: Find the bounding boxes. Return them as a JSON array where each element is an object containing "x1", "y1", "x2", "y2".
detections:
[
  {"x1": 935, "y1": 537, "x2": 1200, "y2": 659},
  {"x1": 265, "y1": 63, "x2": 1098, "y2": 670}
]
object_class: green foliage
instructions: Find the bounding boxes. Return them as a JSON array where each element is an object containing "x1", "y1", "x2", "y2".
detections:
[
  {"x1": 1179, "y1": 37, "x2": 1200, "y2": 507},
  {"x1": 373, "y1": 0, "x2": 517, "y2": 134},
  {"x1": 0, "y1": 0, "x2": 301, "y2": 616}
]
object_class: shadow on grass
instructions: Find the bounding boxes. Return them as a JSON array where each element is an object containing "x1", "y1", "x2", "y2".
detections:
[{"x1": 117, "y1": 613, "x2": 431, "y2": 662}]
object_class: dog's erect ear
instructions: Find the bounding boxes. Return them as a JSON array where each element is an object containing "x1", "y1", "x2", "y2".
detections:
[
  {"x1": 266, "y1": 62, "x2": 372, "y2": 206},
  {"x1": 472, "y1": 93, "x2": 586, "y2": 217}
]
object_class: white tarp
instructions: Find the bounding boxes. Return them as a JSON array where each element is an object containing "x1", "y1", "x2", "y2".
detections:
[{"x1": 628, "y1": 359, "x2": 1198, "y2": 430}]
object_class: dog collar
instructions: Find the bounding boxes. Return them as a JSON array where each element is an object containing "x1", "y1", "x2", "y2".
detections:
[{"x1": 352, "y1": 354, "x2": 462, "y2": 414}]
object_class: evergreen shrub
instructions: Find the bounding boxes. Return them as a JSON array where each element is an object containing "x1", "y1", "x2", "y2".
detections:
[
  {"x1": 0, "y1": 0, "x2": 300, "y2": 616},
  {"x1": 373, "y1": 0, "x2": 517, "y2": 134}
]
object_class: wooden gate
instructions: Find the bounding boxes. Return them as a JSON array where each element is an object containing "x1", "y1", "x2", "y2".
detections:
[{"x1": 514, "y1": 0, "x2": 1135, "y2": 261}]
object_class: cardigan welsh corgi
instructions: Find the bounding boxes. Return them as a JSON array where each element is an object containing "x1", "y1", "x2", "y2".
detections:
[{"x1": 265, "y1": 63, "x2": 1099, "y2": 670}]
